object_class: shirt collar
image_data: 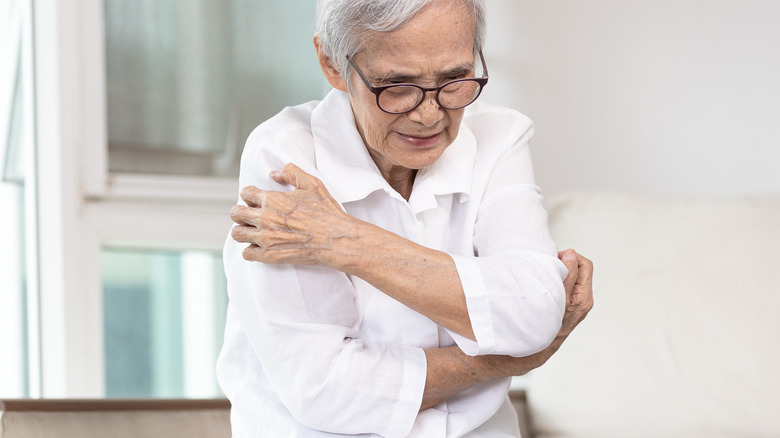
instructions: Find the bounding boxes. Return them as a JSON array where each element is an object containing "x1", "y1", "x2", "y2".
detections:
[{"x1": 311, "y1": 89, "x2": 475, "y2": 212}]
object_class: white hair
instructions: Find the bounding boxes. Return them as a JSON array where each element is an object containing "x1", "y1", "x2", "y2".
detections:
[{"x1": 316, "y1": 0, "x2": 487, "y2": 79}]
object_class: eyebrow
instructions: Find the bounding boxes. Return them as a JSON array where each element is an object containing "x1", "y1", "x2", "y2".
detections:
[{"x1": 375, "y1": 63, "x2": 475, "y2": 84}]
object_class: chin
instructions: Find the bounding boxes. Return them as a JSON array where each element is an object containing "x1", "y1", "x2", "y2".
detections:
[{"x1": 405, "y1": 149, "x2": 448, "y2": 170}]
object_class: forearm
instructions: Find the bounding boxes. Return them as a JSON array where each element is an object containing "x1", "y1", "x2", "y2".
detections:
[
  {"x1": 421, "y1": 334, "x2": 566, "y2": 411},
  {"x1": 329, "y1": 218, "x2": 475, "y2": 340}
]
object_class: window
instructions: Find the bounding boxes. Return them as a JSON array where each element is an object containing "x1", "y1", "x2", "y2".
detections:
[
  {"x1": 102, "y1": 248, "x2": 227, "y2": 398},
  {"x1": 96, "y1": 0, "x2": 327, "y2": 397},
  {"x1": 103, "y1": 0, "x2": 327, "y2": 177},
  {"x1": 29, "y1": 0, "x2": 327, "y2": 397}
]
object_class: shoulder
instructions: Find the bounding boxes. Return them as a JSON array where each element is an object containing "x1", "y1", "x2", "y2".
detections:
[
  {"x1": 458, "y1": 102, "x2": 540, "y2": 200},
  {"x1": 244, "y1": 100, "x2": 319, "y2": 156},
  {"x1": 240, "y1": 100, "x2": 320, "y2": 177},
  {"x1": 461, "y1": 101, "x2": 536, "y2": 172},
  {"x1": 462, "y1": 100, "x2": 535, "y2": 149}
]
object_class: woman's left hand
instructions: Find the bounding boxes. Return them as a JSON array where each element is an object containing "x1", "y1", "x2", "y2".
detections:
[
  {"x1": 230, "y1": 163, "x2": 359, "y2": 266},
  {"x1": 557, "y1": 249, "x2": 594, "y2": 338}
]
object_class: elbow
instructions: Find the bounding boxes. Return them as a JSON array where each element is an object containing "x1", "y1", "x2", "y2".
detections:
[
  {"x1": 283, "y1": 380, "x2": 397, "y2": 436},
  {"x1": 280, "y1": 380, "x2": 354, "y2": 433},
  {"x1": 273, "y1": 363, "x2": 370, "y2": 434},
  {"x1": 263, "y1": 339, "x2": 419, "y2": 436},
  {"x1": 523, "y1": 289, "x2": 565, "y2": 355},
  {"x1": 508, "y1": 304, "x2": 562, "y2": 357},
  {"x1": 529, "y1": 308, "x2": 563, "y2": 355},
  {"x1": 517, "y1": 271, "x2": 567, "y2": 355},
  {"x1": 481, "y1": 293, "x2": 564, "y2": 358},
  {"x1": 285, "y1": 387, "x2": 336, "y2": 432},
  {"x1": 473, "y1": 254, "x2": 568, "y2": 357}
]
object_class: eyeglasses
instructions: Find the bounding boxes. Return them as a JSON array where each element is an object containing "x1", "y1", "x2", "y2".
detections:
[{"x1": 346, "y1": 50, "x2": 489, "y2": 114}]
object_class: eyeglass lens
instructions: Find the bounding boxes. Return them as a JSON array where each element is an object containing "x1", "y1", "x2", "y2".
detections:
[{"x1": 378, "y1": 80, "x2": 483, "y2": 113}]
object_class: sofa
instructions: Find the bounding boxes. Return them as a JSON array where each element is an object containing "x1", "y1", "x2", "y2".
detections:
[{"x1": 521, "y1": 190, "x2": 780, "y2": 437}]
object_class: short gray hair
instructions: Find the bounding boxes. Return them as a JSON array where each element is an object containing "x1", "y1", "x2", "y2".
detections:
[{"x1": 316, "y1": 0, "x2": 486, "y2": 79}]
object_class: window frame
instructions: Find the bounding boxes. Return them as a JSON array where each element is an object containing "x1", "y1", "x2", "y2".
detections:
[
  {"x1": 1, "y1": 0, "x2": 41, "y2": 399},
  {"x1": 33, "y1": 0, "x2": 235, "y2": 398}
]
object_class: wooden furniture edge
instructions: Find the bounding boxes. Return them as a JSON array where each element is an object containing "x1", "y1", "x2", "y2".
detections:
[
  {"x1": 508, "y1": 389, "x2": 534, "y2": 438},
  {"x1": 508, "y1": 389, "x2": 527, "y2": 404},
  {"x1": 0, "y1": 398, "x2": 230, "y2": 412}
]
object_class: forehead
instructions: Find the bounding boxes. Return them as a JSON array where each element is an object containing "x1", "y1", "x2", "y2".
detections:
[{"x1": 359, "y1": 1, "x2": 477, "y2": 73}]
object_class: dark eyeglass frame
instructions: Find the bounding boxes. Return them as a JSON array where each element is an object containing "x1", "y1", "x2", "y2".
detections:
[{"x1": 346, "y1": 50, "x2": 489, "y2": 114}]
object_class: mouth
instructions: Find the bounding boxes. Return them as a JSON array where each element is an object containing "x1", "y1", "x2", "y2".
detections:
[{"x1": 396, "y1": 131, "x2": 443, "y2": 147}]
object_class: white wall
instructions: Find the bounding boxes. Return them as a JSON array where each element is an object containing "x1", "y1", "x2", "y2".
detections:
[{"x1": 483, "y1": 0, "x2": 780, "y2": 197}]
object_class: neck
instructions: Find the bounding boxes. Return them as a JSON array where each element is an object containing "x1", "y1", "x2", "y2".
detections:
[
  {"x1": 385, "y1": 167, "x2": 417, "y2": 201},
  {"x1": 368, "y1": 149, "x2": 417, "y2": 201}
]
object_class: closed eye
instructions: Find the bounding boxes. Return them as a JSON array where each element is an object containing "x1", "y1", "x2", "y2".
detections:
[
  {"x1": 377, "y1": 66, "x2": 475, "y2": 86},
  {"x1": 445, "y1": 74, "x2": 469, "y2": 82}
]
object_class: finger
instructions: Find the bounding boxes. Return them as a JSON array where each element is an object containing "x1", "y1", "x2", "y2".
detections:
[
  {"x1": 230, "y1": 205, "x2": 263, "y2": 227},
  {"x1": 239, "y1": 185, "x2": 265, "y2": 208},
  {"x1": 232, "y1": 225, "x2": 313, "y2": 247},
  {"x1": 242, "y1": 244, "x2": 265, "y2": 262},
  {"x1": 572, "y1": 254, "x2": 595, "y2": 311},
  {"x1": 270, "y1": 163, "x2": 321, "y2": 191},
  {"x1": 230, "y1": 205, "x2": 256, "y2": 226},
  {"x1": 575, "y1": 254, "x2": 593, "y2": 287},
  {"x1": 242, "y1": 244, "x2": 318, "y2": 265},
  {"x1": 231, "y1": 224, "x2": 260, "y2": 244},
  {"x1": 559, "y1": 249, "x2": 579, "y2": 296}
]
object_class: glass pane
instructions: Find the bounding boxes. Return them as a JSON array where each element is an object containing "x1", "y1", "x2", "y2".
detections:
[
  {"x1": 0, "y1": 0, "x2": 36, "y2": 399},
  {"x1": 0, "y1": 186, "x2": 30, "y2": 398},
  {"x1": 104, "y1": 0, "x2": 327, "y2": 177},
  {"x1": 102, "y1": 248, "x2": 227, "y2": 398}
]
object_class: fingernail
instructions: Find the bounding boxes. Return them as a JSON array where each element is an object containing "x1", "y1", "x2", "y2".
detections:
[{"x1": 563, "y1": 250, "x2": 577, "y2": 261}]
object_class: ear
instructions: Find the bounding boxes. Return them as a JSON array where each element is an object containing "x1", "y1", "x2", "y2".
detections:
[{"x1": 314, "y1": 34, "x2": 349, "y2": 93}]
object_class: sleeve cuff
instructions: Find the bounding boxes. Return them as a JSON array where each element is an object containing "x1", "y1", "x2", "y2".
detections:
[
  {"x1": 381, "y1": 344, "x2": 428, "y2": 437},
  {"x1": 449, "y1": 253, "x2": 495, "y2": 356}
]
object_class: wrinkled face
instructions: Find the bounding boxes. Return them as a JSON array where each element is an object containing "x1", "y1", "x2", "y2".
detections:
[{"x1": 346, "y1": 1, "x2": 477, "y2": 178}]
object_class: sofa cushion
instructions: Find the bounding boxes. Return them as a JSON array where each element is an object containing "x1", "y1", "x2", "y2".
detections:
[{"x1": 527, "y1": 191, "x2": 780, "y2": 437}]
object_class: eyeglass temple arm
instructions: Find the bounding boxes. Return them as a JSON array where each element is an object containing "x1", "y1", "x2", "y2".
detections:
[{"x1": 478, "y1": 49, "x2": 489, "y2": 78}]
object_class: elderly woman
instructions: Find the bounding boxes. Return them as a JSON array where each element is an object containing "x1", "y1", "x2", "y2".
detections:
[{"x1": 217, "y1": 0, "x2": 593, "y2": 436}]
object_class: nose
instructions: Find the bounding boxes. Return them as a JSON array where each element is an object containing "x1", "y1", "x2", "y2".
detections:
[{"x1": 407, "y1": 91, "x2": 444, "y2": 127}]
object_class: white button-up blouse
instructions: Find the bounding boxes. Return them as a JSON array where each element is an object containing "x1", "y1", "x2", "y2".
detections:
[{"x1": 217, "y1": 89, "x2": 567, "y2": 438}]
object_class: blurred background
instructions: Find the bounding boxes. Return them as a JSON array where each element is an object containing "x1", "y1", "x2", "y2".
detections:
[{"x1": 1, "y1": 0, "x2": 778, "y2": 399}]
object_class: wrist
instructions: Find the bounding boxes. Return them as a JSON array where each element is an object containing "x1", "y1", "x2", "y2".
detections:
[
  {"x1": 325, "y1": 217, "x2": 381, "y2": 274},
  {"x1": 306, "y1": 210, "x2": 370, "y2": 272},
  {"x1": 330, "y1": 219, "x2": 423, "y2": 277}
]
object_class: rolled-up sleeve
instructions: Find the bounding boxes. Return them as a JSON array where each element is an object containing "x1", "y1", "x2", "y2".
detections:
[{"x1": 447, "y1": 128, "x2": 567, "y2": 357}]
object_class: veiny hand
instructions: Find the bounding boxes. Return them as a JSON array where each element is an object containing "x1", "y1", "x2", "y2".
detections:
[{"x1": 230, "y1": 163, "x2": 359, "y2": 266}]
